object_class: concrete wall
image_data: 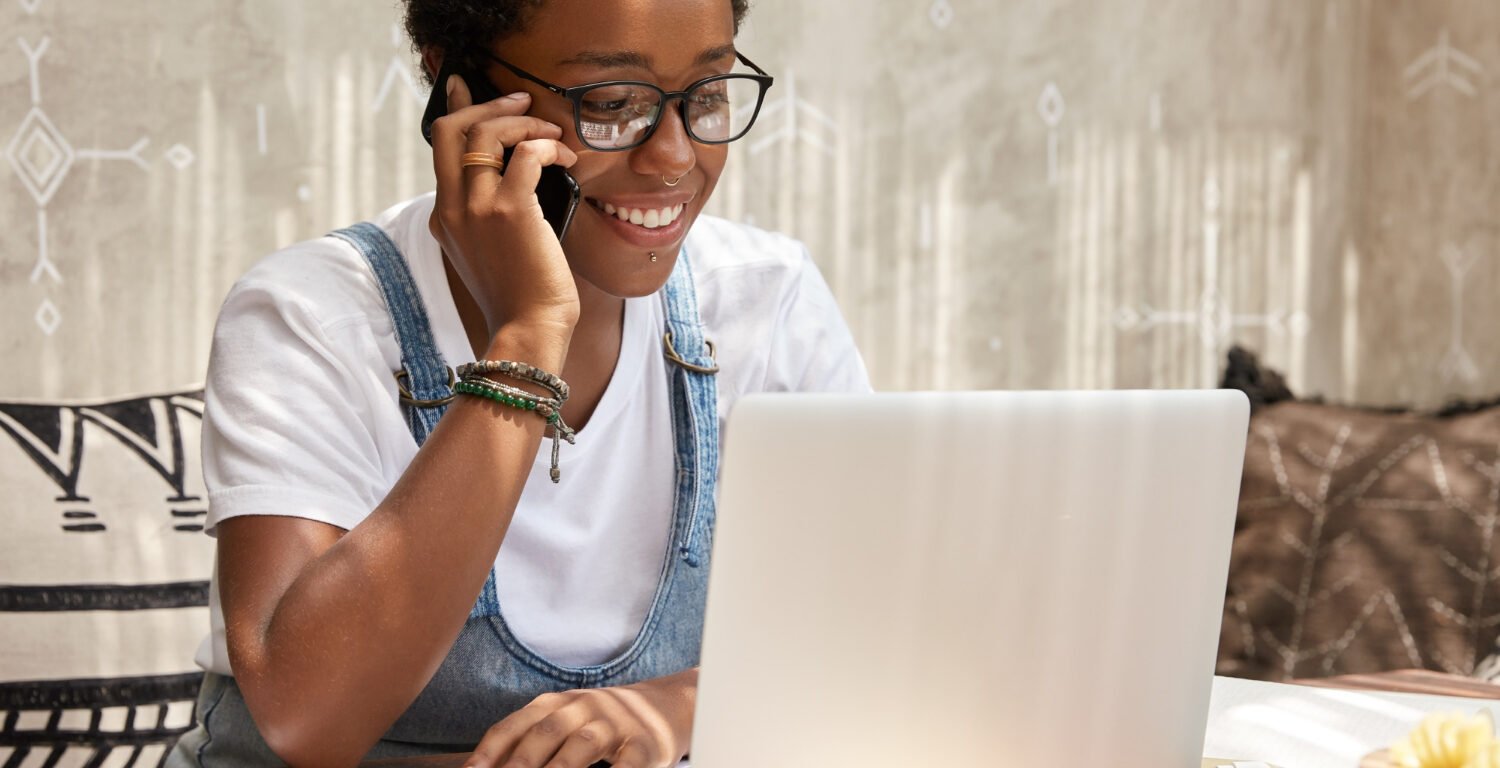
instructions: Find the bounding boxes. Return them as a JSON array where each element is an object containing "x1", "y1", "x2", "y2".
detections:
[{"x1": 3, "y1": 0, "x2": 1495, "y2": 407}]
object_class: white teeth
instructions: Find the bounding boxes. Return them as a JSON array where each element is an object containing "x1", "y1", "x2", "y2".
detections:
[{"x1": 597, "y1": 201, "x2": 688, "y2": 229}]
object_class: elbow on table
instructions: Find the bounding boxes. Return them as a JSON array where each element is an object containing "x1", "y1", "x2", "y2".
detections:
[
  {"x1": 257, "y1": 712, "x2": 373, "y2": 768},
  {"x1": 236, "y1": 678, "x2": 378, "y2": 768},
  {"x1": 229, "y1": 648, "x2": 383, "y2": 764}
]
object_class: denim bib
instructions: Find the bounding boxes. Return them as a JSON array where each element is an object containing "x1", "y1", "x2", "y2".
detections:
[{"x1": 171, "y1": 222, "x2": 719, "y2": 764}]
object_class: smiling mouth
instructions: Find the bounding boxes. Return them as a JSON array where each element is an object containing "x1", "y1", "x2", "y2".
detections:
[{"x1": 586, "y1": 198, "x2": 687, "y2": 230}]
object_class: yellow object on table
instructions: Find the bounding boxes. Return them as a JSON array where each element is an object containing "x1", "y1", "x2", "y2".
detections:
[{"x1": 1364, "y1": 711, "x2": 1500, "y2": 767}]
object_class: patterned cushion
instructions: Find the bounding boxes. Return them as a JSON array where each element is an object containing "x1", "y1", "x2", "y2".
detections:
[
  {"x1": 0, "y1": 391, "x2": 213, "y2": 767},
  {"x1": 1218, "y1": 351, "x2": 1500, "y2": 681}
]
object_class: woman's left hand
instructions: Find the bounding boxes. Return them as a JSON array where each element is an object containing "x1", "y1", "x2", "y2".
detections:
[{"x1": 466, "y1": 668, "x2": 698, "y2": 768}]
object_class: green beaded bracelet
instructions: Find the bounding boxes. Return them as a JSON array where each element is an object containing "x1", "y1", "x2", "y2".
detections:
[{"x1": 452, "y1": 379, "x2": 576, "y2": 483}]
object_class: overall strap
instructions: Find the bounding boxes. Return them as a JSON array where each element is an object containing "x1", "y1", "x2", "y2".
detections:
[
  {"x1": 661, "y1": 250, "x2": 720, "y2": 566},
  {"x1": 329, "y1": 222, "x2": 453, "y2": 443}
]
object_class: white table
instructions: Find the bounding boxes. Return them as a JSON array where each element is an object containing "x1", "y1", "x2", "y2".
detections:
[
  {"x1": 669, "y1": 675, "x2": 1500, "y2": 768},
  {"x1": 1205, "y1": 675, "x2": 1499, "y2": 767}
]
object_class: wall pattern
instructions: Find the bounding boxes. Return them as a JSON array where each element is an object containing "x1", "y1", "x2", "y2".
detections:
[{"x1": 2, "y1": 0, "x2": 1497, "y2": 406}]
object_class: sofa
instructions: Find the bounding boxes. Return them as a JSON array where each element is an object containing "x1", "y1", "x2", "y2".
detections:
[{"x1": 0, "y1": 389, "x2": 212, "y2": 767}]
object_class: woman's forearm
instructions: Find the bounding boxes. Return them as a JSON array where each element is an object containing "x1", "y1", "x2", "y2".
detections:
[{"x1": 220, "y1": 324, "x2": 570, "y2": 767}]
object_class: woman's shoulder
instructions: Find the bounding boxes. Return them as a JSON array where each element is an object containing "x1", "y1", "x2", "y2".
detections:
[
  {"x1": 683, "y1": 214, "x2": 812, "y2": 279},
  {"x1": 683, "y1": 215, "x2": 871, "y2": 396},
  {"x1": 221, "y1": 196, "x2": 433, "y2": 332}
]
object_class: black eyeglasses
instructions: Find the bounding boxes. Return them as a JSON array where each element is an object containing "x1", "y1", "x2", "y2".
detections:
[{"x1": 483, "y1": 51, "x2": 775, "y2": 152}]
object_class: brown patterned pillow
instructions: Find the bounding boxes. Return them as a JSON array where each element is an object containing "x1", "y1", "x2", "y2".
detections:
[{"x1": 1217, "y1": 391, "x2": 1500, "y2": 682}]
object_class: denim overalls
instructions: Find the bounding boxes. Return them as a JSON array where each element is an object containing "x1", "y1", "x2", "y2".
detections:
[{"x1": 170, "y1": 222, "x2": 720, "y2": 765}]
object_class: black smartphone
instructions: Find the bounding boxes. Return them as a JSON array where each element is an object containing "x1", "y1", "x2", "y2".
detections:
[{"x1": 421, "y1": 56, "x2": 581, "y2": 241}]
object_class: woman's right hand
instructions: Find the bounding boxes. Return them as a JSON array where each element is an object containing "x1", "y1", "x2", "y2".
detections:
[{"x1": 428, "y1": 75, "x2": 582, "y2": 340}]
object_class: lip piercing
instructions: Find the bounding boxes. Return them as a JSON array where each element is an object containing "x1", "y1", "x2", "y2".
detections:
[{"x1": 650, "y1": 252, "x2": 658, "y2": 262}]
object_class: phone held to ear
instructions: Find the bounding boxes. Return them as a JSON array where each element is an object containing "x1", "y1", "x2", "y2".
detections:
[{"x1": 421, "y1": 57, "x2": 581, "y2": 241}]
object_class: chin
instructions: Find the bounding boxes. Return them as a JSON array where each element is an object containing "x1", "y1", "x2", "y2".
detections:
[
  {"x1": 564, "y1": 206, "x2": 697, "y2": 299},
  {"x1": 570, "y1": 246, "x2": 683, "y2": 300}
]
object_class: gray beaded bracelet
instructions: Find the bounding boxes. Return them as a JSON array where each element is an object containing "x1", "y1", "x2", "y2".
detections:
[{"x1": 457, "y1": 360, "x2": 570, "y2": 402}]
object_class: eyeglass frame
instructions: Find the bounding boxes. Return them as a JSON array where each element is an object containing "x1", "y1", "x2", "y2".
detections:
[{"x1": 480, "y1": 50, "x2": 776, "y2": 152}]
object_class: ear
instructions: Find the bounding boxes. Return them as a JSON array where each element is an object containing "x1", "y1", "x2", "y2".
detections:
[{"x1": 420, "y1": 46, "x2": 445, "y2": 83}]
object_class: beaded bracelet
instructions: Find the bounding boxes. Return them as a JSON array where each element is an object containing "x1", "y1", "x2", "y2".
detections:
[
  {"x1": 457, "y1": 360, "x2": 570, "y2": 402},
  {"x1": 453, "y1": 377, "x2": 577, "y2": 483},
  {"x1": 455, "y1": 359, "x2": 575, "y2": 482},
  {"x1": 453, "y1": 377, "x2": 567, "y2": 427},
  {"x1": 453, "y1": 376, "x2": 575, "y2": 436}
]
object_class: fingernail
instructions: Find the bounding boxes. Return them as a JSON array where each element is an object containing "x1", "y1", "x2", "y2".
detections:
[
  {"x1": 503, "y1": 92, "x2": 530, "y2": 101},
  {"x1": 445, "y1": 75, "x2": 457, "y2": 99}
]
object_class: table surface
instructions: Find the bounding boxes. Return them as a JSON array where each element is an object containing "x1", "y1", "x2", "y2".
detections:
[
  {"x1": 364, "y1": 671, "x2": 1500, "y2": 767},
  {"x1": 1208, "y1": 671, "x2": 1500, "y2": 766}
]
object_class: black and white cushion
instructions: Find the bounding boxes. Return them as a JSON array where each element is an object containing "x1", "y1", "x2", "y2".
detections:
[{"x1": 0, "y1": 391, "x2": 213, "y2": 767}]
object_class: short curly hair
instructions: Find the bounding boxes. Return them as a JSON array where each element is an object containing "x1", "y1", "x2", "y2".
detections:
[{"x1": 403, "y1": 0, "x2": 753, "y2": 85}]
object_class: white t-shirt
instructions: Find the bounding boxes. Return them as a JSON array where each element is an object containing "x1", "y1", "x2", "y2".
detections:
[{"x1": 194, "y1": 193, "x2": 871, "y2": 674}]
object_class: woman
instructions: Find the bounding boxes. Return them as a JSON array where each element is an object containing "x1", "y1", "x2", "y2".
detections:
[{"x1": 169, "y1": 0, "x2": 868, "y2": 765}]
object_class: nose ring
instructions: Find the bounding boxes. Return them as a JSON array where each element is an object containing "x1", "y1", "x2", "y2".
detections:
[{"x1": 663, "y1": 175, "x2": 682, "y2": 187}]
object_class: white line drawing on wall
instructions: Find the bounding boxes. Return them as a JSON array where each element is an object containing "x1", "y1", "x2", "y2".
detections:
[
  {"x1": 18, "y1": 0, "x2": 44, "y2": 14},
  {"x1": 1405, "y1": 29, "x2": 1483, "y2": 100},
  {"x1": 928, "y1": 0, "x2": 954, "y2": 30},
  {"x1": 373, "y1": 24, "x2": 426, "y2": 114},
  {"x1": 30, "y1": 211, "x2": 59, "y2": 285},
  {"x1": 749, "y1": 71, "x2": 836, "y2": 157},
  {"x1": 7, "y1": 24, "x2": 196, "y2": 337},
  {"x1": 918, "y1": 202, "x2": 933, "y2": 251},
  {"x1": 19, "y1": 36, "x2": 49, "y2": 102},
  {"x1": 1439, "y1": 243, "x2": 1483, "y2": 383},
  {"x1": 256, "y1": 104, "x2": 268, "y2": 155},
  {"x1": 164, "y1": 144, "x2": 196, "y2": 170},
  {"x1": 373, "y1": 58, "x2": 425, "y2": 113},
  {"x1": 34, "y1": 299, "x2": 60, "y2": 336},
  {"x1": 1115, "y1": 178, "x2": 1310, "y2": 368},
  {"x1": 9, "y1": 35, "x2": 64, "y2": 336},
  {"x1": 77, "y1": 137, "x2": 151, "y2": 171},
  {"x1": 8, "y1": 107, "x2": 73, "y2": 205},
  {"x1": 1038, "y1": 82, "x2": 1064, "y2": 185}
]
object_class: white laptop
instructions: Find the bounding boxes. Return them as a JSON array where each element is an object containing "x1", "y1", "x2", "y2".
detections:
[{"x1": 690, "y1": 390, "x2": 1249, "y2": 767}]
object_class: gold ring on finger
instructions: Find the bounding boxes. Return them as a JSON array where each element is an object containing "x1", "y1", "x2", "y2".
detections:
[{"x1": 461, "y1": 152, "x2": 506, "y2": 171}]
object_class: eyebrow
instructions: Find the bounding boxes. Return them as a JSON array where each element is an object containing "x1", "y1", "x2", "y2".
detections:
[{"x1": 557, "y1": 44, "x2": 738, "y2": 71}]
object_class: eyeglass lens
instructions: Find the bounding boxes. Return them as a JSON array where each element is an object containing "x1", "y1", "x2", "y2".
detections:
[{"x1": 576, "y1": 77, "x2": 763, "y2": 150}]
